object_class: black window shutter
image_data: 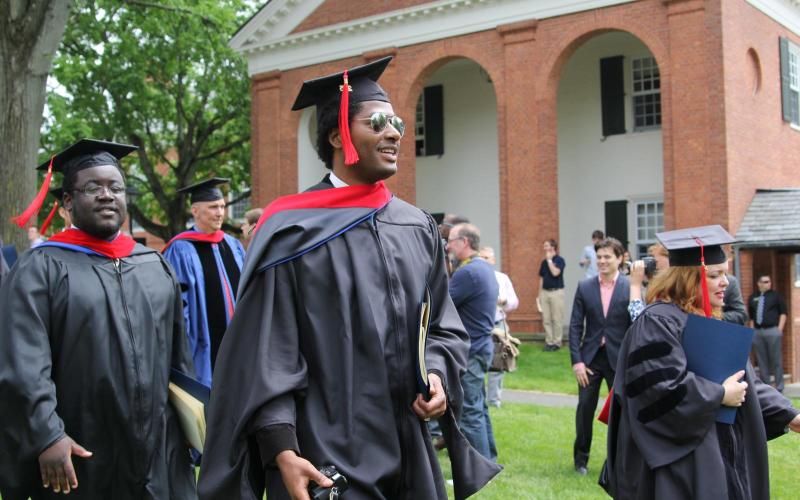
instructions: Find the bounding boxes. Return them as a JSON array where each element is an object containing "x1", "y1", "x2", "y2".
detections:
[
  {"x1": 604, "y1": 200, "x2": 628, "y2": 249},
  {"x1": 780, "y1": 37, "x2": 792, "y2": 123},
  {"x1": 424, "y1": 85, "x2": 444, "y2": 156},
  {"x1": 600, "y1": 56, "x2": 626, "y2": 136}
]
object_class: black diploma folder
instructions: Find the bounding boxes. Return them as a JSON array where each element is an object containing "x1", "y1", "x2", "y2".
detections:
[
  {"x1": 681, "y1": 314, "x2": 754, "y2": 424},
  {"x1": 168, "y1": 368, "x2": 211, "y2": 452}
]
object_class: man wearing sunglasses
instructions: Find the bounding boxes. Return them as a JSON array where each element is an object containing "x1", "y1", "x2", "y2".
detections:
[{"x1": 200, "y1": 57, "x2": 501, "y2": 500}]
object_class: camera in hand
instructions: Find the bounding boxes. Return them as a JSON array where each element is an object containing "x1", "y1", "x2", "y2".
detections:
[
  {"x1": 626, "y1": 256, "x2": 657, "y2": 278},
  {"x1": 308, "y1": 465, "x2": 348, "y2": 500}
]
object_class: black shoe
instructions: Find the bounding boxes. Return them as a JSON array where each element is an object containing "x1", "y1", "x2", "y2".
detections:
[{"x1": 575, "y1": 465, "x2": 588, "y2": 475}]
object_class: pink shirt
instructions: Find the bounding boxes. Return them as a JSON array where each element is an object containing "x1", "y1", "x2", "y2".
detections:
[{"x1": 599, "y1": 271, "x2": 619, "y2": 318}]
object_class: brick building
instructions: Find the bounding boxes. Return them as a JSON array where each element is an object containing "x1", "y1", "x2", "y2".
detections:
[{"x1": 232, "y1": 0, "x2": 800, "y2": 381}]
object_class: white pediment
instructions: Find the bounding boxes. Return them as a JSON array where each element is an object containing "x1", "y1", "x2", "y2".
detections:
[
  {"x1": 230, "y1": 0, "x2": 638, "y2": 76},
  {"x1": 230, "y1": 0, "x2": 326, "y2": 52}
]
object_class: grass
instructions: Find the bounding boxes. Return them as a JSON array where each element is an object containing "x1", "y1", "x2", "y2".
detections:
[
  {"x1": 503, "y1": 342, "x2": 609, "y2": 397},
  {"x1": 437, "y1": 402, "x2": 800, "y2": 499}
]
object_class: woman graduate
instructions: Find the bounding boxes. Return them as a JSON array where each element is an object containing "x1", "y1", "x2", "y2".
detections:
[{"x1": 605, "y1": 225, "x2": 800, "y2": 500}]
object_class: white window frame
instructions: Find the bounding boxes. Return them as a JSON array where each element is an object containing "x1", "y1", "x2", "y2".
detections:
[
  {"x1": 788, "y1": 41, "x2": 800, "y2": 126},
  {"x1": 227, "y1": 192, "x2": 250, "y2": 223},
  {"x1": 631, "y1": 56, "x2": 662, "y2": 131},
  {"x1": 633, "y1": 199, "x2": 664, "y2": 258}
]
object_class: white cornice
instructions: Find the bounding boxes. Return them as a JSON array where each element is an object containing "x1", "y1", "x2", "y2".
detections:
[
  {"x1": 232, "y1": 0, "x2": 636, "y2": 76},
  {"x1": 229, "y1": 0, "x2": 326, "y2": 51},
  {"x1": 747, "y1": 0, "x2": 800, "y2": 35}
]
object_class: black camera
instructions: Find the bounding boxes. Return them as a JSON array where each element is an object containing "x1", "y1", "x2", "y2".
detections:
[
  {"x1": 626, "y1": 256, "x2": 657, "y2": 278},
  {"x1": 308, "y1": 465, "x2": 348, "y2": 500}
]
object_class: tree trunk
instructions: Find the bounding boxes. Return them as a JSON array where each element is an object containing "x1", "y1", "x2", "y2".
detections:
[{"x1": 0, "y1": 0, "x2": 71, "y2": 250}]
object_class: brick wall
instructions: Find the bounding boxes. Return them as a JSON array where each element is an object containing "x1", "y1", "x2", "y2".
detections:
[{"x1": 722, "y1": 0, "x2": 800, "y2": 236}]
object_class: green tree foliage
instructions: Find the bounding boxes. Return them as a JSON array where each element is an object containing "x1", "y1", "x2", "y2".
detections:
[{"x1": 44, "y1": 0, "x2": 253, "y2": 240}]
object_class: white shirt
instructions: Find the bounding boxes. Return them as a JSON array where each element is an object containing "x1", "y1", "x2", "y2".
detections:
[
  {"x1": 494, "y1": 270, "x2": 519, "y2": 323},
  {"x1": 329, "y1": 171, "x2": 349, "y2": 188}
]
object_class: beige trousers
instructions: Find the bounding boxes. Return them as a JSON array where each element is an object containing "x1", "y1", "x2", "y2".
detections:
[{"x1": 541, "y1": 288, "x2": 565, "y2": 345}]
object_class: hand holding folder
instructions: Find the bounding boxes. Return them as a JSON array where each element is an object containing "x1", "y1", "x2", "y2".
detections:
[
  {"x1": 681, "y1": 314, "x2": 754, "y2": 424},
  {"x1": 413, "y1": 286, "x2": 432, "y2": 401}
]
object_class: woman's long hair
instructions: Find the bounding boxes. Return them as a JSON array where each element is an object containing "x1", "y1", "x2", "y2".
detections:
[{"x1": 646, "y1": 266, "x2": 722, "y2": 318}]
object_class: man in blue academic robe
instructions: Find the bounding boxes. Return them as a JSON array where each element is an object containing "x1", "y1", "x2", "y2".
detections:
[{"x1": 163, "y1": 178, "x2": 245, "y2": 386}]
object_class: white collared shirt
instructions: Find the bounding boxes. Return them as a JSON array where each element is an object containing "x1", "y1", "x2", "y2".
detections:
[{"x1": 329, "y1": 171, "x2": 349, "y2": 188}]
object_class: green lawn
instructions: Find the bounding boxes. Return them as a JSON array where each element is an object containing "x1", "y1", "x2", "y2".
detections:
[
  {"x1": 438, "y1": 402, "x2": 800, "y2": 499},
  {"x1": 503, "y1": 343, "x2": 609, "y2": 397}
]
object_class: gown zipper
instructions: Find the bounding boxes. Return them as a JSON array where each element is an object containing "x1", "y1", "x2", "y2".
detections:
[
  {"x1": 369, "y1": 213, "x2": 412, "y2": 497},
  {"x1": 114, "y1": 258, "x2": 145, "y2": 477}
]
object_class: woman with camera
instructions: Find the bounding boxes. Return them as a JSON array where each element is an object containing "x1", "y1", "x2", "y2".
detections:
[{"x1": 605, "y1": 226, "x2": 800, "y2": 499}]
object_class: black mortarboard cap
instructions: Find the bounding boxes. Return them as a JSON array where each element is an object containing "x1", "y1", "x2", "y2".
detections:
[
  {"x1": 656, "y1": 225, "x2": 735, "y2": 267},
  {"x1": 291, "y1": 56, "x2": 392, "y2": 111},
  {"x1": 13, "y1": 139, "x2": 136, "y2": 229},
  {"x1": 178, "y1": 177, "x2": 229, "y2": 203},
  {"x1": 292, "y1": 56, "x2": 393, "y2": 166},
  {"x1": 36, "y1": 139, "x2": 137, "y2": 176}
]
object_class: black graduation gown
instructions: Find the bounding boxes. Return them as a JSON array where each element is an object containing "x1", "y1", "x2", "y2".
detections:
[
  {"x1": 198, "y1": 179, "x2": 500, "y2": 500},
  {"x1": 606, "y1": 302, "x2": 799, "y2": 500},
  {"x1": 0, "y1": 244, "x2": 197, "y2": 500}
]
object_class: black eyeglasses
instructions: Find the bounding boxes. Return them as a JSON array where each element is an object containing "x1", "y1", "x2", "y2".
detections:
[
  {"x1": 355, "y1": 112, "x2": 405, "y2": 137},
  {"x1": 73, "y1": 183, "x2": 127, "y2": 196}
]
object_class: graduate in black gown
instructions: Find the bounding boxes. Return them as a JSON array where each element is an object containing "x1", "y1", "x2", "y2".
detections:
[
  {"x1": 198, "y1": 57, "x2": 501, "y2": 500},
  {"x1": 0, "y1": 140, "x2": 196, "y2": 500},
  {"x1": 606, "y1": 225, "x2": 800, "y2": 499}
]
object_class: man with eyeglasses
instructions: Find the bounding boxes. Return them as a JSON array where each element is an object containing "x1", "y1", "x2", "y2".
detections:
[
  {"x1": 748, "y1": 274, "x2": 788, "y2": 392},
  {"x1": 447, "y1": 224, "x2": 500, "y2": 461},
  {"x1": 0, "y1": 139, "x2": 196, "y2": 499},
  {"x1": 199, "y1": 57, "x2": 500, "y2": 500}
]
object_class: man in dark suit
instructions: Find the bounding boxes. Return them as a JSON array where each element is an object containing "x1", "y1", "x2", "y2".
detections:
[{"x1": 568, "y1": 237, "x2": 631, "y2": 475}]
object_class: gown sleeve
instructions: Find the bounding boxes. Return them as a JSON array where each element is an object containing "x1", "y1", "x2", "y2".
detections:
[
  {"x1": 199, "y1": 259, "x2": 308, "y2": 494},
  {"x1": 159, "y1": 253, "x2": 195, "y2": 376},
  {"x1": 0, "y1": 251, "x2": 66, "y2": 496},
  {"x1": 750, "y1": 363, "x2": 799, "y2": 440},
  {"x1": 619, "y1": 309, "x2": 726, "y2": 468}
]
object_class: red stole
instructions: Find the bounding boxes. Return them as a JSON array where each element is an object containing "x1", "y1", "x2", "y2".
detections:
[{"x1": 46, "y1": 229, "x2": 136, "y2": 259}]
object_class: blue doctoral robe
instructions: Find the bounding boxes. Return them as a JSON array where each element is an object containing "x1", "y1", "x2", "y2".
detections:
[{"x1": 164, "y1": 229, "x2": 245, "y2": 386}]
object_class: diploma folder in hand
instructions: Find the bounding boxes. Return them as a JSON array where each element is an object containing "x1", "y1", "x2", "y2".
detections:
[
  {"x1": 168, "y1": 368, "x2": 211, "y2": 452},
  {"x1": 414, "y1": 286, "x2": 432, "y2": 401},
  {"x1": 681, "y1": 314, "x2": 754, "y2": 424}
]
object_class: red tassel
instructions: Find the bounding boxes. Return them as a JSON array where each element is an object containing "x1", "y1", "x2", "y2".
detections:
[
  {"x1": 39, "y1": 202, "x2": 59, "y2": 236},
  {"x1": 12, "y1": 156, "x2": 54, "y2": 228},
  {"x1": 339, "y1": 70, "x2": 359, "y2": 166},
  {"x1": 695, "y1": 237, "x2": 713, "y2": 318}
]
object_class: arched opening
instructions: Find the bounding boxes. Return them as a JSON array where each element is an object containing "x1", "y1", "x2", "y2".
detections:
[
  {"x1": 556, "y1": 30, "x2": 664, "y2": 310},
  {"x1": 413, "y1": 58, "x2": 502, "y2": 265}
]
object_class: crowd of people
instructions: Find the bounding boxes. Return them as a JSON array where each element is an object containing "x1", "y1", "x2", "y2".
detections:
[{"x1": 1, "y1": 55, "x2": 799, "y2": 500}]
